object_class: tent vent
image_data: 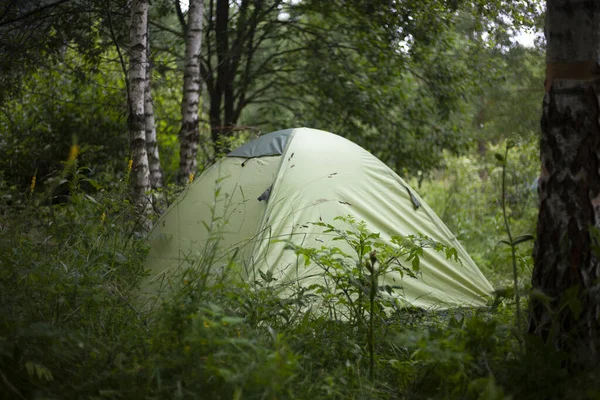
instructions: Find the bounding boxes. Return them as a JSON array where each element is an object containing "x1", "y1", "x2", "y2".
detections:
[
  {"x1": 257, "y1": 185, "x2": 273, "y2": 202},
  {"x1": 405, "y1": 187, "x2": 421, "y2": 210}
]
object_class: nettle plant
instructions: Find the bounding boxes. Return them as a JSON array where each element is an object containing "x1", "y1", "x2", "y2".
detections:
[{"x1": 284, "y1": 215, "x2": 459, "y2": 380}]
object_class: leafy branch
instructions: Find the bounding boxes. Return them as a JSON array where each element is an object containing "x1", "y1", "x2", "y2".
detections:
[{"x1": 284, "y1": 214, "x2": 459, "y2": 381}]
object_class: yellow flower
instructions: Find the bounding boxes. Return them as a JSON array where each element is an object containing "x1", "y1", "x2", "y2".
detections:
[
  {"x1": 189, "y1": 173, "x2": 195, "y2": 184},
  {"x1": 29, "y1": 175, "x2": 36, "y2": 193},
  {"x1": 68, "y1": 145, "x2": 80, "y2": 162},
  {"x1": 203, "y1": 321, "x2": 210, "y2": 328},
  {"x1": 100, "y1": 212, "x2": 106, "y2": 224},
  {"x1": 127, "y1": 159, "x2": 133, "y2": 171}
]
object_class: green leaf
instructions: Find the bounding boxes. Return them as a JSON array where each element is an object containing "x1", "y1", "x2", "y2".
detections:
[
  {"x1": 381, "y1": 285, "x2": 393, "y2": 295},
  {"x1": 493, "y1": 287, "x2": 514, "y2": 299},
  {"x1": 258, "y1": 269, "x2": 268, "y2": 281},
  {"x1": 498, "y1": 235, "x2": 534, "y2": 247},
  {"x1": 84, "y1": 194, "x2": 98, "y2": 204},
  {"x1": 411, "y1": 256, "x2": 420, "y2": 271},
  {"x1": 221, "y1": 316, "x2": 246, "y2": 325},
  {"x1": 512, "y1": 234, "x2": 534, "y2": 246},
  {"x1": 25, "y1": 362, "x2": 53, "y2": 381}
]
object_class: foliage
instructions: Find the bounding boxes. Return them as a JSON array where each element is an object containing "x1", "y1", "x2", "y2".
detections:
[
  {"x1": 3, "y1": 150, "x2": 600, "y2": 399},
  {"x1": 466, "y1": 45, "x2": 545, "y2": 145},
  {"x1": 0, "y1": 46, "x2": 188, "y2": 191},
  {"x1": 240, "y1": 1, "x2": 542, "y2": 174},
  {"x1": 0, "y1": 0, "x2": 544, "y2": 183},
  {"x1": 391, "y1": 311, "x2": 516, "y2": 400},
  {"x1": 0, "y1": 158, "x2": 148, "y2": 399},
  {"x1": 0, "y1": 160, "x2": 298, "y2": 399},
  {"x1": 6, "y1": 1, "x2": 598, "y2": 399},
  {"x1": 284, "y1": 215, "x2": 458, "y2": 381},
  {"x1": 244, "y1": 3, "x2": 476, "y2": 173},
  {"x1": 285, "y1": 216, "x2": 452, "y2": 320},
  {"x1": 0, "y1": 48, "x2": 127, "y2": 190},
  {"x1": 416, "y1": 137, "x2": 539, "y2": 288},
  {"x1": 0, "y1": 0, "x2": 132, "y2": 104}
]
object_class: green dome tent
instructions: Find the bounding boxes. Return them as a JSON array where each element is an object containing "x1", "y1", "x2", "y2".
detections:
[{"x1": 143, "y1": 127, "x2": 493, "y2": 309}]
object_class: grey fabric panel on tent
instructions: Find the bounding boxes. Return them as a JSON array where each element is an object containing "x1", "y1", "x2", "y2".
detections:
[
  {"x1": 257, "y1": 185, "x2": 273, "y2": 202},
  {"x1": 227, "y1": 128, "x2": 295, "y2": 158}
]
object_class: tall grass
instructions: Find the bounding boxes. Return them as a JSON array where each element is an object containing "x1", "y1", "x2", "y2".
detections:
[{"x1": 2, "y1": 144, "x2": 599, "y2": 399}]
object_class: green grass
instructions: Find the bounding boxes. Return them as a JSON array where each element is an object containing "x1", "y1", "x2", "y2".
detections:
[{"x1": 2, "y1": 145, "x2": 599, "y2": 400}]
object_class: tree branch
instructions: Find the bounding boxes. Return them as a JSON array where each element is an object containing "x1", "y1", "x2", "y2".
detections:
[
  {"x1": 175, "y1": 0, "x2": 187, "y2": 32},
  {"x1": 0, "y1": 0, "x2": 18, "y2": 24},
  {"x1": 0, "y1": 0, "x2": 71, "y2": 27},
  {"x1": 149, "y1": 20, "x2": 183, "y2": 38},
  {"x1": 106, "y1": 0, "x2": 130, "y2": 113}
]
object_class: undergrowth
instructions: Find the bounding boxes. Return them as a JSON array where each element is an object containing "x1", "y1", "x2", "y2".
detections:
[
  {"x1": 416, "y1": 139, "x2": 539, "y2": 301},
  {"x1": 1, "y1": 147, "x2": 599, "y2": 399}
]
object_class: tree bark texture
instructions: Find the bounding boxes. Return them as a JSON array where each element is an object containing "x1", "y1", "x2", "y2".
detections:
[
  {"x1": 128, "y1": 0, "x2": 151, "y2": 204},
  {"x1": 178, "y1": 0, "x2": 204, "y2": 183},
  {"x1": 529, "y1": 0, "x2": 600, "y2": 363},
  {"x1": 145, "y1": 34, "x2": 163, "y2": 189}
]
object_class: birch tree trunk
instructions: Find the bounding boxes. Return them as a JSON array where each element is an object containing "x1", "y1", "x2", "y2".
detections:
[
  {"x1": 145, "y1": 34, "x2": 163, "y2": 189},
  {"x1": 529, "y1": 0, "x2": 600, "y2": 364},
  {"x1": 178, "y1": 0, "x2": 204, "y2": 183},
  {"x1": 128, "y1": 0, "x2": 151, "y2": 206}
]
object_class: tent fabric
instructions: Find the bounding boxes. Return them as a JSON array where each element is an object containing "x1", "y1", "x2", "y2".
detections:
[{"x1": 144, "y1": 127, "x2": 494, "y2": 309}]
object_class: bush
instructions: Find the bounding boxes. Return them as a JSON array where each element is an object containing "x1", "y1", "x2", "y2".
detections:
[
  {"x1": 416, "y1": 137, "x2": 539, "y2": 287},
  {"x1": 0, "y1": 160, "x2": 149, "y2": 398},
  {"x1": 4, "y1": 144, "x2": 596, "y2": 400}
]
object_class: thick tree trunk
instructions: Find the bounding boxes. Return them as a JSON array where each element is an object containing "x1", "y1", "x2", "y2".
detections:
[
  {"x1": 529, "y1": 0, "x2": 600, "y2": 364},
  {"x1": 145, "y1": 34, "x2": 163, "y2": 189},
  {"x1": 178, "y1": 0, "x2": 204, "y2": 183},
  {"x1": 128, "y1": 0, "x2": 151, "y2": 207}
]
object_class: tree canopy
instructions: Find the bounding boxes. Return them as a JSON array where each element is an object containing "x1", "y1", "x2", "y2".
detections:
[{"x1": 0, "y1": 0, "x2": 542, "y2": 186}]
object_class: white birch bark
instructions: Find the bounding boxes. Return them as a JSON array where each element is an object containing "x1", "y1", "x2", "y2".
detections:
[
  {"x1": 178, "y1": 0, "x2": 205, "y2": 183},
  {"x1": 145, "y1": 34, "x2": 163, "y2": 189},
  {"x1": 128, "y1": 0, "x2": 151, "y2": 206}
]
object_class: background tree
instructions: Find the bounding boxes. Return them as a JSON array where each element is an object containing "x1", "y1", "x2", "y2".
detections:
[
  {"x1": 188, "y1": 0, "x2": 540, "y2": 170},
  {"x1": 145, "y1": 33, "x2": 163, "y2": 190},
  {"x1": 178, "y1": 0, "x2": 205, "y2": 183},
  {"x1": 0, "y1": 0, "x2": 540, "y2": 188},
  {"x1": 0, "y1": 0, "x2": 87, "y2": 103},
  {"x1": 0, "y1": 0, "x2": 157, "y2": 190},
  {"x1": 128, "y1": 0, "x2": 152, "y2": 206},
  {"x1": 529, "y1": 0, "x2": 600, "y2": 364}
]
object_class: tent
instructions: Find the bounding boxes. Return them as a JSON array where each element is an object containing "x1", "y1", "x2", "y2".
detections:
[{"x1": 144, "y1": 127, "x2": 494, "y2": 309}]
